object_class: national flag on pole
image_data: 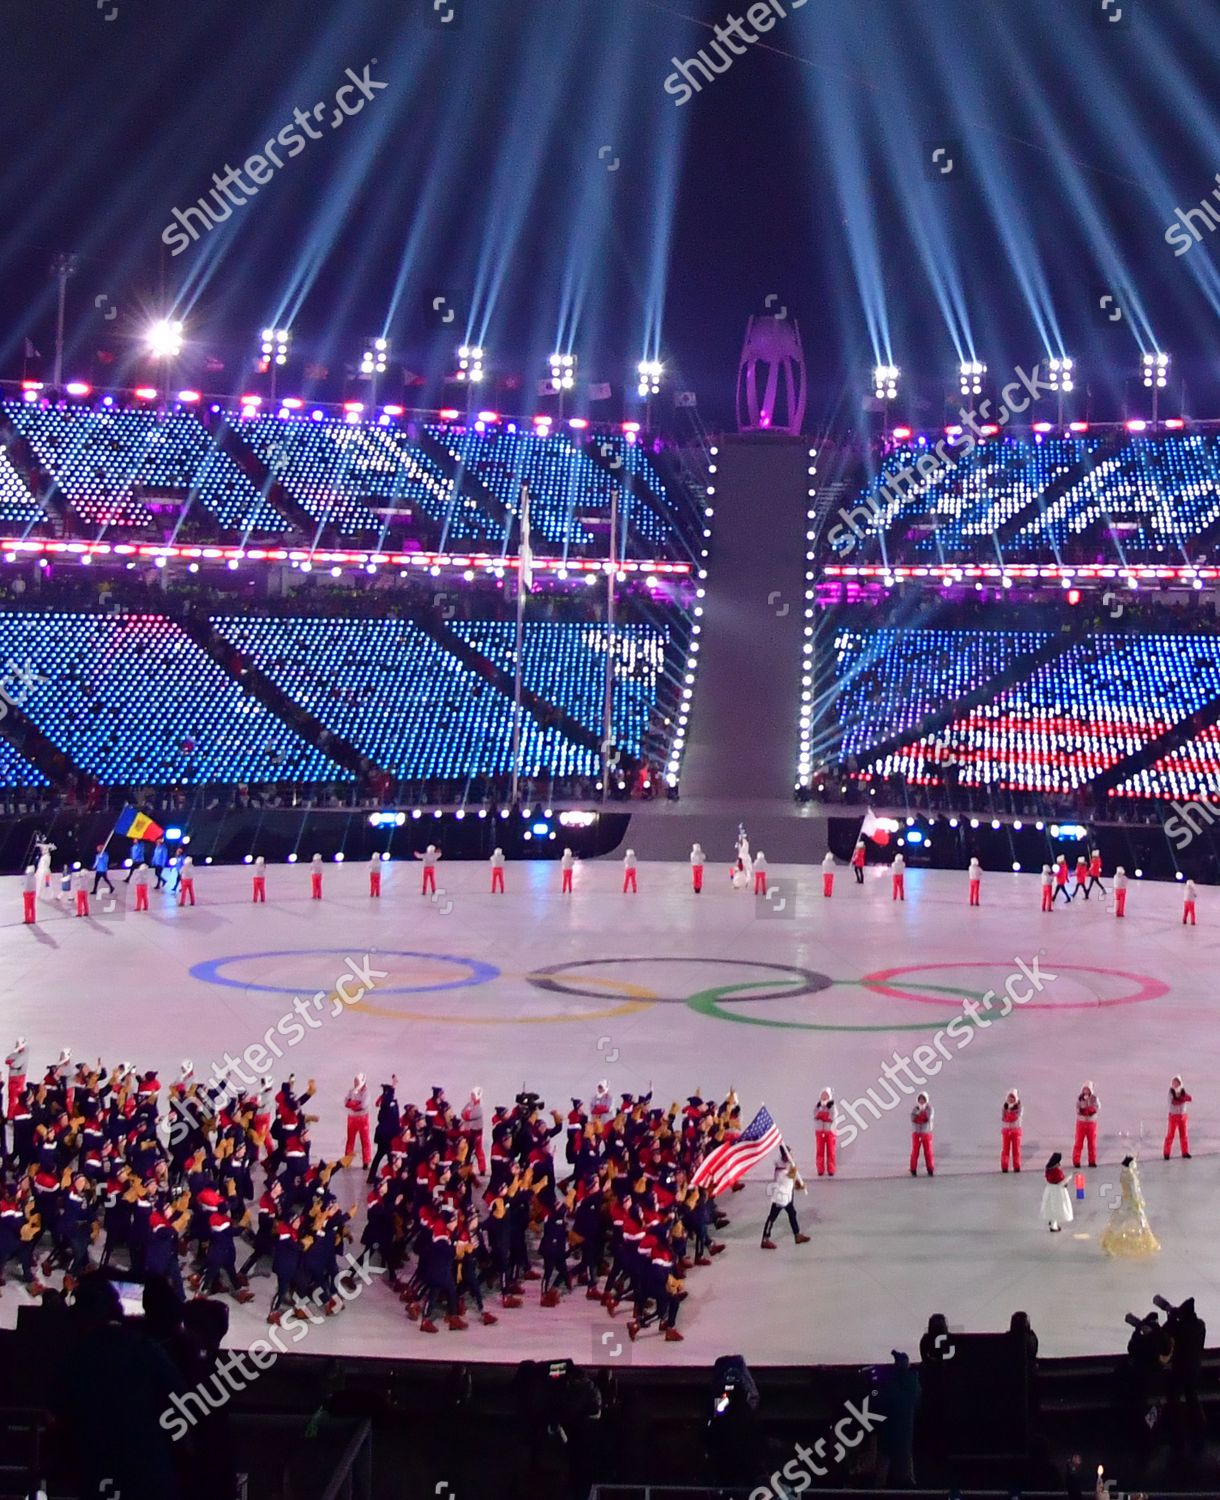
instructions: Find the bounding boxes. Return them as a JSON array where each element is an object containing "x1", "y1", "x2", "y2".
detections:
[
  {"x1": 690, "y1": 1105, "x2": 782, "y2": 1196},
  {"x1": 113, "y1": 805, "x2": 164, "y2": 843},
  {"x1": 519, "y1": 483, "x2": 533, "y2": 592},
  {"x1": 862, "y1": 807, "x2": 890, "y2": 847}
]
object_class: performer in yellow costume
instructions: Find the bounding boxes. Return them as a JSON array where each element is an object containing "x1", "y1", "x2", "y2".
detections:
[{"x1": 1101, "y1": 1156, "x2": 1160, "y2": 1257}]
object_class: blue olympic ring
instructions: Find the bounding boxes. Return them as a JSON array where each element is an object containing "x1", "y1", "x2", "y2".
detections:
[{"x1": 189, "y1": 949, "x2": 500, "y2": 997}]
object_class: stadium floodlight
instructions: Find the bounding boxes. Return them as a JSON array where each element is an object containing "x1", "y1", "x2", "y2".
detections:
[
  {"x1": 1047, "y1": 356, "x2": 1074, "y2": 393},
  {"x1": 1142, "y1": 351, "x2": 1169, "y2": 389},
  {"x1": 872, "y1": 363, "x2": 899, "y2": 401},
  {"x1": 958, "y1": 360, "x2": 986, "y2": 397},
  {"x1": 146, "y1": 318, "x2": 184, "y2": 361},
  {"x1": 456, "y1": 345, "x2": 485, "y2": 382},
  {"x1": 360, "y1": 337, "x2": 389, "y2": 377},
  {"x1": 636, "y1": 359, "x2": 663, "y2": 397},
  {"x1": 261, "y1": 328, "x2": 290, "y2": 366},
  {"x1": 548, "y1": 352, "x2": 576, "y2": 391}
]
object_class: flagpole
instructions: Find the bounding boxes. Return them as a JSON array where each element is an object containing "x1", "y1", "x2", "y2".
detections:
[
  {"x1": 602, "y1": 485, "x2": 617, "y2": 804},
  {"x1": 510, "y1": 483, "x2": 528, "y2": 806}
]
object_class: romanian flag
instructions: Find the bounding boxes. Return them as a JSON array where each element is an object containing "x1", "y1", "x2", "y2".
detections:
[{"x1": 113, "y1": 806, "x2": 164, "y2": 842}]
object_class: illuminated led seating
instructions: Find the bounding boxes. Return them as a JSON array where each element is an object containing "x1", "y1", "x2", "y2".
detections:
[
  {"x1": 0, "y1": 612, "x2": 344, "y2": 785},
  {"x1": 1111, "y1": 722, "x2": 1220, "y2": 802},
  {"x1": 232, "y1": 415, "x2": 495, "y2": 540},
  {"x1": 210, "y1": 615, "x2": 603, "y2": 779},
  {"x1": 450, "y1": 620, "x2": 670, "y2": 757},
  {"x1": 833, "y1": 627, "x2": 1049, "y2": 759},
  {"x1": 2, "y1": 403, "x2": 284, "y2": 531},
  {"x1": 856, "y1": 632, "x2": 1220, "y2": 793}
]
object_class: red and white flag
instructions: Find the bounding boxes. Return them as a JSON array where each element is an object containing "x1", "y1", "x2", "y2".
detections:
[{"x1": 862, "y1": 807, "x2": 890, "y2": 846}]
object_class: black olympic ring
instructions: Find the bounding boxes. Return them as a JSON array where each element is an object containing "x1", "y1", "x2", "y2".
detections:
[{"x1": 525, "y1": 957, "x2": 834, "y2": 1005}]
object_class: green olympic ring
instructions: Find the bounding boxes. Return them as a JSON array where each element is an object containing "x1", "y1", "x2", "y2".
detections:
[{"x1": 685, "y1": 977, "x2": 990, "y2": 1033}]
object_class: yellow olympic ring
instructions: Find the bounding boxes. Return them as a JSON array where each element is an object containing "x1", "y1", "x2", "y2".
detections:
[{"x1": 350, "y1": 970, "x2": 658, "y2": 1025}]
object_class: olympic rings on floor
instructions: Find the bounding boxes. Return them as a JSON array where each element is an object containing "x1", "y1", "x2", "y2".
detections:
[
  {"x1": 685, "y1": 978, "x2": 988, "y2": 1032},
  {"x1": 859, "y1": 961, "x2": 1169, "y2": 1010},
  {"x1": 526, "y1": 956, "x2": 834, "y2": 1004},
  {"x1": 189, "y1": 949, "x2": 500, "y2": 996}
]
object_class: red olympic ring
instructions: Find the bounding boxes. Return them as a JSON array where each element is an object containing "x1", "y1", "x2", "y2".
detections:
[{"x1": 860, "y1": 961, "x2": 1169, "y2": 1011}]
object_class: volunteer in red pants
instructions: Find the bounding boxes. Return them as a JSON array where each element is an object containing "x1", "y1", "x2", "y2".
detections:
[
  {"x1": 560, "y1": 848, "x2": 575, "y2": 893},
  {"x1": 821, "y1": 851, "x2": 835, "y2": 897},
  {"x1": 133, "y1": 867, "x2": 150, "y2": 911},
  {"x1": 891, "y1": 852, "x2": 905, "y2": 901},
  {"x1": 622, "y1": 848, "x2": 638, "y2": 893},
  {"x1": 177, "y1": 856, "x2": 196, "y2": 906},
  {"x1": 1072, "y1": 1081, "x2": 1099, "y2": 1168},
  {"x1": 1114, "y1": 865, "x2": 1128, "y2": 917},
  {"x1": 416, "y1": 844, "x2": 441, "y2": 896},
  {"x1": 310, "y1": 852, "x2": 324, "y2": 900},
  {"x1": 814, "y1": 1088, "x2": 837, "y2": 1176},
  {"x1": 461, "y1": 1086, "x2": 487, "y2": 1175},
  {"x1": 1183, "y1": 879, "x2": 1198, "y2": 925},
  {"x1": 252, "y1": 855, "x2": 267, "y2": 903},
  {"x1": 1040, "y1": 864, "x2": 1054, "y2": 912},
  {"x1": 909, "y1": 1093, "x2": 935, "y2": 1176},
  {"x1": 490, "y1": 848, "x2": 505, "y2": 894},
  {"x1": 967, "y1": 857, "x2": 981, "y2": 907},
  {"x1": 343, "y1": 1074, "x2": 371, "y2": 1169},
  {"x1": 690, "y1": 843, "x2": 705, "y2": 893},
  {"x1": 753, "y1": 852, "x2": 768, "y2": 895},
  {"x1": 1053, "y1": 855, "x2": 1072, "y2": 904},
  {"x1": 1000, "y1": 1089, "x2": 1023, "y2": 1172},
  {"x1": 74, "y1": 870, "x2": 90, "y2": 917},
  {"x1": 368, "y1": 853, "x2": 381, "y2": 898},
  {"x1": 21, "y1": 865, "x2": 36, "y2": 924},
  {"x1": 5, "y1": 1039, "x2": 27, "y2": 1118},
  {"x1": 1164, "y1": 1076, "x2": 1192, "y2": 1159}
]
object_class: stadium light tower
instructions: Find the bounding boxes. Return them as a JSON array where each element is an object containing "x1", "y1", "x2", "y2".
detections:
[
  {"x1": 260, "y1": 328, "x2": 290, "y2": 401},
  {"x1": 637, "y1": 358, "x2": 662, "y2": 426},
  {"x1": 872, "y1": 364, "x2": 899, "y2": 402},
  {"x1": 361, "y1": 336, "x2": 390, "y2": 408},
  {"x1": 959, "y1": 360, "x2": 986, "y2": 399},
  {"x1": 456, "y1": 345, "x2": 485, "y2": 383},
  {"x1": 146, "y1": 318, "x2": 184, "y2": 403},
  {"x1": 1047, "y1": 356, "x2": 1074, "y2": 425},
  {"x1": 548, "y1": 352, "x2": 576, "y2": 418},
  {"x1": 1142, "y1": 351, "x2": 1170, "y2": 425}
]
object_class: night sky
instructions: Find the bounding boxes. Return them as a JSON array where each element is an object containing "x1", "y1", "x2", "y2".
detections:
[{"x1": 5, "y1": 0, "x2": 1220, "y2": 426}]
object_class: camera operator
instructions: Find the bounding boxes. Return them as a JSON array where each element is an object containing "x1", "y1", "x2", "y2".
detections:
[{"x1": 1156, "y1": 1295, "x2": 1206, "y2": 1442}]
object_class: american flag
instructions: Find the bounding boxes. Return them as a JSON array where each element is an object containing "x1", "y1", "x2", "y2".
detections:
[{"x1": 690, "y1": 1106, "x2": 782, "y2": 1196}]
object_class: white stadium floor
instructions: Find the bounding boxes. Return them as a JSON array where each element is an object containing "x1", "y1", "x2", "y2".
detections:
[{"x1": 2, "y1": 855, "x2": 1216, "y2": 1367}]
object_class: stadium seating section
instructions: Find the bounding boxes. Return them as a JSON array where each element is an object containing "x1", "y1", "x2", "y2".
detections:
[
  {"x1": 0, "y1": 735, "x2": 48, "y2": 789},
  {"x1": 211, "y1": 615, "x2": 671, "y2": 780},
  {"x1": 2, "y1": 403, "x2": 285, "y2": 532},
  {"x1": 839, "y1": 434, "x2": 1220, "y2": 561},
  {"x1": 449, "y1": 620, "x2": 669, "y2": 758},
  {"x1": 231, "y1": 415, "x2": 474, "y2": 539},
  {"x1": 0, "y1": 446, "x2": 44, "y2": 527},
  {"x1": 0, "y1": 612, "x2": 346, "y2": 786},
  {"x1": 834, "y1": 628, "x2": 1220, "y2": 796},
  {"x1": 424, "y1": 426, "x2": 673, "y2": 551},
  {"x1": 1111, "y1": 722, "x2": 1220, "y2": 803}
]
